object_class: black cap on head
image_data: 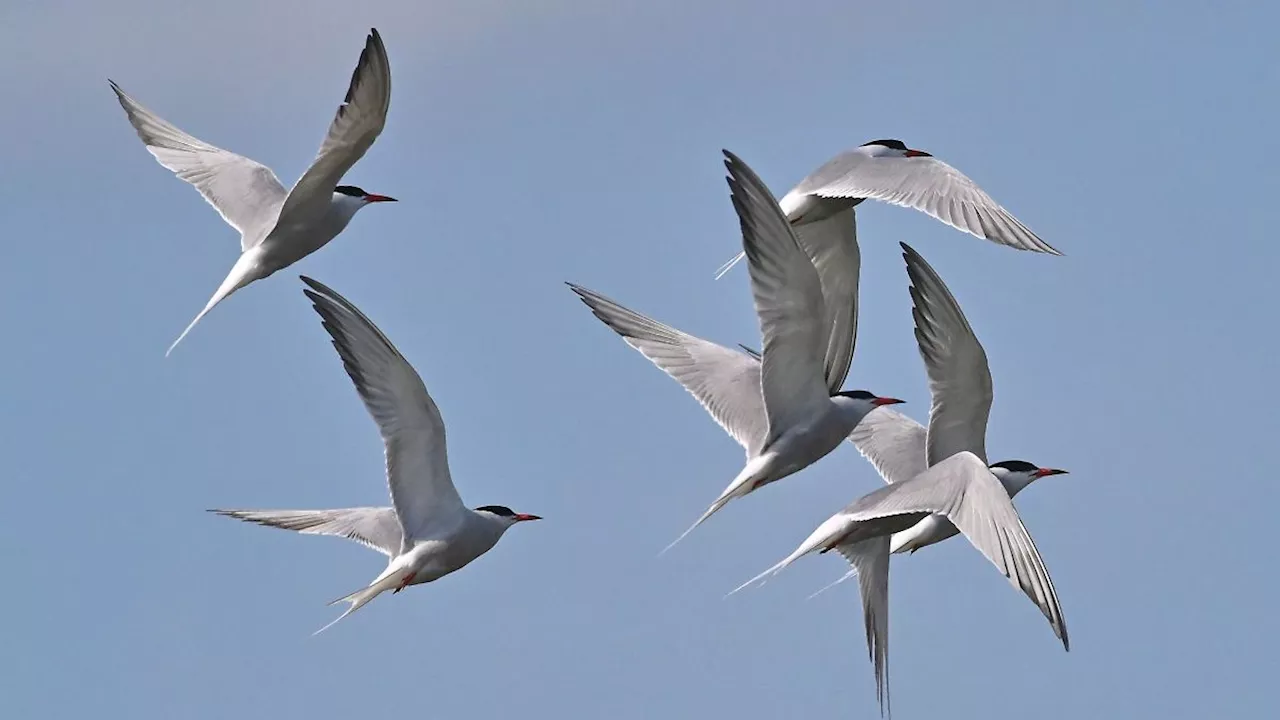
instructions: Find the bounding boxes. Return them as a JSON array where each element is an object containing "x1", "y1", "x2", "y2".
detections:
[
  {"x1": 334, "y1": 185, "x2": 367, "y2": 197},
  {"x1": 834, "y1": 390, "x2": 877, "y2": 401},
  {"x1": 475, "y1": 505, "x2": 516, "y2": 517},
  {"x1": 990, "y1": 460, "x2": 1039, "y2": 473},
  {"x1": 860, "y1": 139, "x2": 909, "y2": 151}
]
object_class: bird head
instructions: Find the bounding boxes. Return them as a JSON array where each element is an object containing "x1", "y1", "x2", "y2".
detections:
[
  {"x1": 859, "y1": 139, "x2": 933, "y2": 158},
  {"x1": 474, "y1": 505, "x2": 542, "y2": 528},
  {"x1": 831, "y1": 390, "x2": 905, "y2": 419},
  {"x1": 333, "y1": 184, "x2": 397, "y2": 210},
  {"x1": 989, "y1": 460, "x2": 1069, "y2": 495}
]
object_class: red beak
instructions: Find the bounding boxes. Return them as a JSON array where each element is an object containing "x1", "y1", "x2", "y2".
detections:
[
  {"x1": 873, "y1": 397, "x2": 905, "y2": 406},
  {"x1": 364, "y1": 194, "x2": 397, "y2": 203},
  {"x1": 904, "y1": 149, "x2": 932, "y2": 158},
  {"x1": 514, "y1": 513, "x2": 542, "y2": 522},
  {"x1": 1034, "y1": 468, "x2": 1069, "y2": 478}
]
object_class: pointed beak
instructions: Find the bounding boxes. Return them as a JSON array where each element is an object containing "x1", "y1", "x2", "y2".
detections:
[
  {"x1": 872, "y1": 396, "x2": 905, "y2": 406},
  {"x1": 364, "y1": 194, "x2": 397, "y2": 203},
  {"x1": 514, "y1": 513, "x2": 542, "y2": 522},
  {"x1": 1034, "y1": 468, "x2": 1069, "y2": 478},
  {"x1": 904, "y1": 149, "x2": 932, "y2": 158}
]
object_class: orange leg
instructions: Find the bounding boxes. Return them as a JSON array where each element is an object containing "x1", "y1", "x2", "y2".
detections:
[{"x1": 393, "y1": 571, "x2": 416, "y2": 594}]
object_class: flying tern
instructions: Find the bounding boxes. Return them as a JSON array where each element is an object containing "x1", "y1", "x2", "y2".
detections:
[
  {"x1": 732, "y1": 243, "x2": 1069, "y2": 715},
  {"x1": 109, "y1": 28, "x2": 396, "y2": 355},
  {"x1": 211, "y1": 277, "x2": 541, "y2": 635},
  {"x1": 743, "y1": 242, "x2": 1071, "y2": 554},
  {"x1": 570, "y1": 150, "x2": 902, "y2": 550},
  {"x1": 714, "y1": 138, "x2": 1058, "y2": 279}
]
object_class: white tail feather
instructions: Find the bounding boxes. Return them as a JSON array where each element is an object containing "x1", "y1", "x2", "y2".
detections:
[
  {"x1": 312, "y1": 566, "x2": 412, "y2": 636},
  {"x1": 713, "y1": 251, "x2": 746, "y2": 280},
  {"x1": 726, "y1": 546, "x2": 808, "y2": 597},
  {"x1": 166, "y1": 251, "x2": 263, "y2": 356},
  {"x1": 658, "y1": 494, "x2": 733, "y2": 557},
  {"x1": 659, "y1": 457, "x2": 771, "y2": 556},
  {"x1": 806, "y1": 568, "x2": 860, "y2": 600}
]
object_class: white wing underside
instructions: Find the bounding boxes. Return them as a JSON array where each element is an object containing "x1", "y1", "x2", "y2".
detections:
[
  {"x1": 568, "y1": 284, "x2": 769, "y2": 456},
  {"x1": 847, "y1": 407, "x2": 929, "y2": 486},
  {"x1": 842, "y1": 452, "x2": 1068, "y2": 649},
  {"x1": 725, "y1": 151, "x2": 832, "y2": 446},
  {"x1": 210, "y1": 507, "x2": 402, "y2": 556},
  {"x1": 900, "y1": 242, "x2": 993, "y2": 466},
  {"x1": 301, "y1": 276, "x2": 465, "y2": 553},
  {"x1": 108, "y1": 81, "x2": 286, "y2": 250},
  {"x1": 109, "y1": 28, "x2": 390, "y2": 250},
  {"x1": 792, "y1": 209, "x2": 860, "y2": 394},
  {"x1": 834, "y1": 536, "x2": 892, "y2": 716},
  {"x1": 791, "y1": 151, "x2": 1060, "y2": 255},
  {"x1": 276, "y1": 29, "x2": 392, "y2": 230}
]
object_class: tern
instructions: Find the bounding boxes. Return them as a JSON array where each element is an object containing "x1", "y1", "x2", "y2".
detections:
[
  {"x1": 570, "y1": 150, "x2": 902, "y2": 551},
  {"x1": 742, "y1": 242, "x2": 1071, "y2": 555},
  {"x1": 109, "y1": 28, "x2": 396, "y2": 355},
  {"x1": 714, "y1": 138, "x2": 1058, "y2": 279},
  {"x1": 211, "y1": 277, "x2": 541, "y2": 635},
  {"x1": 732, "y1": 243, "x2": 1069, "y2": 715}
]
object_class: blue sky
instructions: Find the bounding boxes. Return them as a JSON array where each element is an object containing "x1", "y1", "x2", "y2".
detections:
[{"x1": 2, "y1": 1, "x2": 1276, "y2": 717}]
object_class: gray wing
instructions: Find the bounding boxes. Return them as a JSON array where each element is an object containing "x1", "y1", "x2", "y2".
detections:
[
  {"x1": 848, "y1": 407, "x2": 929, "y2": 486},
  {"x1": 568, "y1": 284, "x2": 768, "y2": 457},
  {"x1": 833, "y1": 536, "x2": 892, "y2": 717},
  {"x1": 277, "y1": 29, "x2": 392, "y2": 226},
  {"x1": 793, "y1": 150, "x2": 1060, "y2": 255},
  {"x1": 844, "y1": 452, "x2": 1068, "y2": 650},
  {"x1": 901, "y1": 243, "x2": 993, "y2": 466},
  {"x1": 301, "y1": 276, "x2": 465, "y2": 550},
  {"x1": 724, "y1": 150, "x2": 831, "y2": 443},
  {"x1": 792, "y1": 208, "x2": 860, "y2": 393},
  {"x1": 210, "y1": 507, "x2": 402, "y2": 557},
  {"x1": 108, "y1": 80, "x2": 286, "y2": 249}
]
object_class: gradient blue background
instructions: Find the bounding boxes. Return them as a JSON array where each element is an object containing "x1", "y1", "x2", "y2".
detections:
[{"x1": 3, "y1": 1, "x2": 1275, "y2": 717}]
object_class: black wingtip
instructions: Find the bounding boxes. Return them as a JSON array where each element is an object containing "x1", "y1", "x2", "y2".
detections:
[{"x1": 298, "y1": 275, "x2": 333, "y2": 298}]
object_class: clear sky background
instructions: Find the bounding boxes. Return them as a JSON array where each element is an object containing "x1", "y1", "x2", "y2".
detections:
[{"x1": 2, "y1": 1, "x2": 1276, "y2": 717}]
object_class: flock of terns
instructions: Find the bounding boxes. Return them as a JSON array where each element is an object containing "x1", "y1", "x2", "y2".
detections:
[{"x1": 110, "y1": 27, "x2": 1071, "y2": 714}]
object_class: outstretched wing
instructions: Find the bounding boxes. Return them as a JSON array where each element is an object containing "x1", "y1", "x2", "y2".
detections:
[
  {"x1": 791, "y1": 149, "x2": 1059, "y2": 255},
  {"x1": 210, "y1": 507, "x2": 402, "y2": 556},
  {"x1": 568, "y1": 283, "x2": 768, "y2": 456},
  {"x1": 301, "y1": 276, "x2": 465, "y2": 549},
  {"x1": 901, "y1": 243, "x2": 993, "y2": 465},
  {"x1": 792, "y1": 208, "x2": 860, "y2": 393},
  {"x1": 847, "y1": 407, "x2": 929, "y2": 486},
  {"x1": 834, "y1": 536, "x2": 892, "y2": 717},
  {"x1": 277, "y1": 29, "x2": 393, "y2": 227},
  {"x1": 724, "y1": 150, "x2": 831, "y2": 444},
  {"x1": 109, "y1": 80, "x2": 286, "y2": 248},
  {"x1": 843, "y1": 452, "x2": 1068, "y2": 649}
]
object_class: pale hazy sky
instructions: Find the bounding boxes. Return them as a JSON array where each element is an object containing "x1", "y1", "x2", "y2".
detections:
[{"x1": 2, "y1": 1, "x2": 1276, "y2": 718}]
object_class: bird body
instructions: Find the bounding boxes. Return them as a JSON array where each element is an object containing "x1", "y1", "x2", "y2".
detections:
[
  {"x1": 212, "y1": 278, "x2": 540, "y2": 634},
  {"x1": 734, "y1": 242, "x2": 1068, "y2": 715},
  {"x1": 571, "y1": 150, "x2": 900, "y2": 549},
  {"x1": 109, "y1": 28, "x2": 397, "y2": 354}
]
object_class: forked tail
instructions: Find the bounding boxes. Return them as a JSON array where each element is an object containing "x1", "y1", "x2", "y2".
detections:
[
  {"x1": 658, "y1": 493, "x2": 734, "y2": 557},
  {"x1": 659, "y1": 457, "x2": 770, "y2": 556},
  {"x1": 166, "y1": 251, "x2": 262, "y2": 356},
  {"x1": 312, "y1": 567, "x2": 412, "y2": 636},
  {"x1": 713, "y1": 251, "x2": 746, "y2": 280},
  {"x1": 726, "y1": 545, "x2": 809, "y2": 596}
]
